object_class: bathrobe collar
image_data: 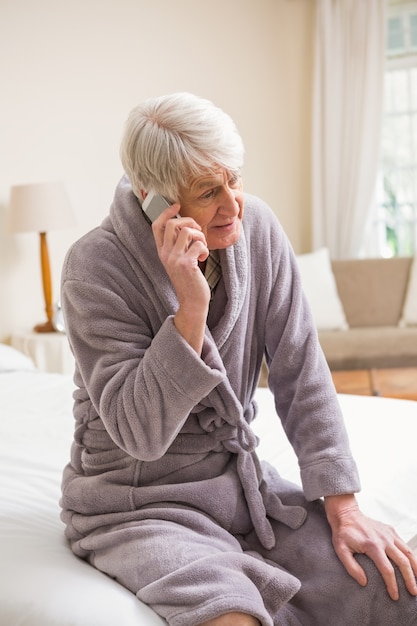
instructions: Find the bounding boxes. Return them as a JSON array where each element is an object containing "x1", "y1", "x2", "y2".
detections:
[{"x1": 109, "y1": 176, "x2": 248, "y2": 351}]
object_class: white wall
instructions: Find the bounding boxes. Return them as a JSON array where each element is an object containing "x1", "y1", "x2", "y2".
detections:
[{"x1": 0, "y1": 0, "x2": 314, "y2": 341}]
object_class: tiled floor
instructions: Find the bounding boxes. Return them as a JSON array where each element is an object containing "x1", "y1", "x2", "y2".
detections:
[{"x1": 332, "y1": 367, "x2": 417, "y2": 401}]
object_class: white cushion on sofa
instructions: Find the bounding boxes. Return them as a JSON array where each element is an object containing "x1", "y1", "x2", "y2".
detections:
[
  {"x1": 296, "y1": 248, "x2": 348, "y2": 330},
  {"x1": 400, "y1": 257, "x2": 417, "y2": 326}
]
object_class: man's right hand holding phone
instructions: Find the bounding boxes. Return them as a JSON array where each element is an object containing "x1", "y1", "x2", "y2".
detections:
[{"x1": 152, "y1": 202, "x2": 210, "y2": 356}]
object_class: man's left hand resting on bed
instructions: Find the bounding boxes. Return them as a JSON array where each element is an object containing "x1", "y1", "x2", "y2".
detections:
[{"x1": 325, "y1": 493, "x2": 417, "y2": 601}]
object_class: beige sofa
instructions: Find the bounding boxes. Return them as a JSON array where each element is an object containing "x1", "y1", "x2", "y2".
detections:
[{"x1": 319, "y1": 257, "x2": 417, "y2": 371}]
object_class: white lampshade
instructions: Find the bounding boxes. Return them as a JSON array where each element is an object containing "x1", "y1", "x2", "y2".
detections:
[{"x1": 8, "y1": 181, "x2": 75, "y2": 233}]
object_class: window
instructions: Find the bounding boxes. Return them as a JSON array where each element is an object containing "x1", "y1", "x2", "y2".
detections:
[{"x1": 367, "y1": 2, "x2": 417, "y2": 257}]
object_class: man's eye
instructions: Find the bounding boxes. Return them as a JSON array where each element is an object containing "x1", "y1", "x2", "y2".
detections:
[{"x1": 201, "y1": 190, "x2": 215, "y2": 200}]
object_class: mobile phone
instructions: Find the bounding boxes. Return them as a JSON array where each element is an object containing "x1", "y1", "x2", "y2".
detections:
[{"x1": 142, "y1": 190, "x2": 171, "y2": 223}]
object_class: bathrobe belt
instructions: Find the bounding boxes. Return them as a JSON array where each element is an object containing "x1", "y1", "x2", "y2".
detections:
[{"x1": 222, "y1": 418, "x2": 307, "y2": 550}]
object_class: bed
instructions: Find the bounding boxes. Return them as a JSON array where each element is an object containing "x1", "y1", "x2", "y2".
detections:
[{"x1": 1, "y1": 343, "x2": 416, "y2": 626}]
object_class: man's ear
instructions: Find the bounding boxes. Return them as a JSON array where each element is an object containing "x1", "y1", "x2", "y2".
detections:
[{"x1": 140, "y1": 189, "x2": 147, "y2": 200}]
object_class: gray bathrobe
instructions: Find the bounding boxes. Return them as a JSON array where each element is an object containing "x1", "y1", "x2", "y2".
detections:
[{"x1": 60, "y1": 177, "x2": 368, "y2": 624}]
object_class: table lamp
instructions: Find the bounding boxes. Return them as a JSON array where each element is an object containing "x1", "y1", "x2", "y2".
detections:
[{"x1": 8, "y1": 181, "x2": 75, "y2": 333}]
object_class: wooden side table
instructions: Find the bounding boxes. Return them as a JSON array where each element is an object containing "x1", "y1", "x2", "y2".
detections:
[{"x1": 10, "y1": 330, "x2": 75, "y2": 375}]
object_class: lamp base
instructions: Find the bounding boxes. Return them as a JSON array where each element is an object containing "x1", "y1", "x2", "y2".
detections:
[{"x1": 33, "y1": 320, "x2": 56, "y2": 333}]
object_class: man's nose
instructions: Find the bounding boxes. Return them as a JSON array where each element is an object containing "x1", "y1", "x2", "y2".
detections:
[{"x1": 218, "y1": 186, "x2": 239, "y2": 213}]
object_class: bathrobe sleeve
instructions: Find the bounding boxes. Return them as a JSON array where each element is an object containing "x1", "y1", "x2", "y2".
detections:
[
  {"x1": 61, "y1": 238, "x2": 225, "y2": 463},
  {"x1": 245, "y1": 196, "x2": 361, "y2": 501}
]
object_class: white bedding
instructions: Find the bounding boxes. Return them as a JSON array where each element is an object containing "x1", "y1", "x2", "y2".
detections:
[{"x1": 0, "y1": 349, "x2": 416, "y2": 625}]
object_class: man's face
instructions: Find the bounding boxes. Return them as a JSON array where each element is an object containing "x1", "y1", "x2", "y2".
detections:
[{"x1": 177, "y1": 168, "x2": 244, "y2": 250}]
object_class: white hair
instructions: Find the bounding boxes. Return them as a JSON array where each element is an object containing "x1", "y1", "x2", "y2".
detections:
[{"x1": 119, "y1": 92, "x2": 245, "y2": 201}]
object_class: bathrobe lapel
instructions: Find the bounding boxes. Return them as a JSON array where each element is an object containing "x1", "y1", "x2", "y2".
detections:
[
  {"x1": 110, "y1": 175, "x2": 250, "y2": 353},
  {"x1": 210, "y1": 235, "x2": 248, "y2": 349},
  {"x1": 109, "y1": 177, "x2": 179, "y2": 318}
]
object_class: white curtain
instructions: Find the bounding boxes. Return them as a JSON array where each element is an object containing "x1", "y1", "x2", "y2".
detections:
[{"x1": 312, "y1": 0, "x2": 386, "y2": 259}]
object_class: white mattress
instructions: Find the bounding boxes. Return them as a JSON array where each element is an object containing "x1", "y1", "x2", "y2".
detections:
[{"x1": 0, "y1": 354, "x2": 416, "y2": 625}]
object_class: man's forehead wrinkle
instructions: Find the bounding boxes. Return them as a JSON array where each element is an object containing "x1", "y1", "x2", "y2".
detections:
[{"x1": 192, "y1": 170, "x2": 227, "y2": 191}]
